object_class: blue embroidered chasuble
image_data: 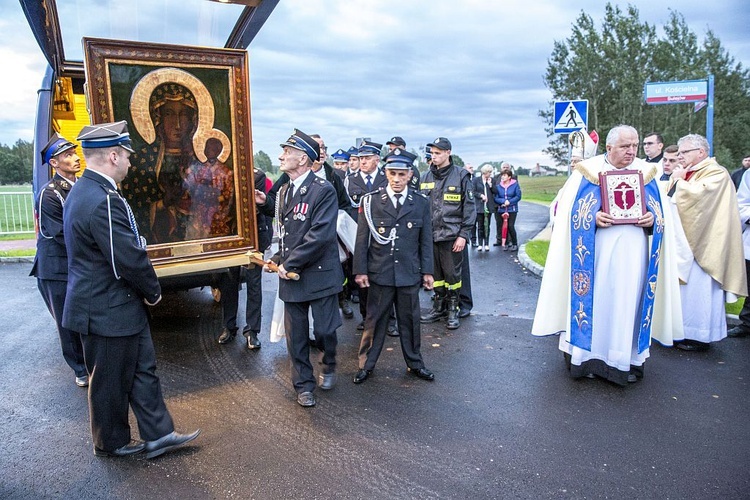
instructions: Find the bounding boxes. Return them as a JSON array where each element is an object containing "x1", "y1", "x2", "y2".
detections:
[{"x1": 569, "y1": 177, "x2": 664, "y2": 354}]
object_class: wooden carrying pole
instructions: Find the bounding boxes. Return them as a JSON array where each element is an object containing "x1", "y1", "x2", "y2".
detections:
[{"x1": 246, "y1": 251, "x2": 300, "y2": 281}]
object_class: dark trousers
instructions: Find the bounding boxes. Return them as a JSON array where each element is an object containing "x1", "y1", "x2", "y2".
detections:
[
  {"x1": 475, "y1": 212, "x2": 493, "y2": 246},
  {"x1": 219, "y1": 265, "x2": 263, "y2": 335},
  {"x1": 81, "y1": 325, "x2": 174, "y2": 451},
  {"x1": 740, "y1": 259, "x2": 750, "y2": 329},
  {"x1": 496, "y1": 211, "x2": 518, "y2": 245},
  {"x1": 359, "y1": 283, "x2": 424, "y2": 371},
  {"x1": 459, "y1": 246, "x2": 473, "y2": 313},
  {"x1": 433, "y1": 240, "x2": 463, "y2": 295},
  {"x1": 37, "y1": 278, "x2": 86, "y2": 377},
  {"x1": 284, "y1": 294, "x2": 341, "y2": 393}
]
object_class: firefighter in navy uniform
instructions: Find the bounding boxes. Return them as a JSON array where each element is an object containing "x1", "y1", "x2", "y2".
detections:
[
  {"x1": 256, "y1": 129, "x2": 344, "y2": 408},
  {"x1": 352, "y1": 148, "x2": 435, "y2": 384},
  {"x1": 63, "y1": 121, "x2": 199, "y2": 458},
  {"x1": 30, "y1": 133, "x2": 87, "y2": 387},
  {"x1": 345, "y1": 140, "x2": 387, "y2": 330},
  {"x1": 419, "y1": 137, "x2": 475, "y2": 330}
]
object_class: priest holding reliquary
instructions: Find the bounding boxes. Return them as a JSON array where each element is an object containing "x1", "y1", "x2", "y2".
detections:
[{"x1": 532, "y1": 125, "x2": 681, "y2": 386}]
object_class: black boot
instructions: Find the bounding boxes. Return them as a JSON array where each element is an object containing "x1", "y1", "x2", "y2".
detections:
[
  {"x1": 446, "y1": 294, "x2": 460, "y2": 330},
  {"x1": 420, "y1": 293, "x2": 447, "y2": 323}
]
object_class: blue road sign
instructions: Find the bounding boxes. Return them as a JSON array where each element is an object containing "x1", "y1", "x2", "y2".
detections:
[{"x1": 554, "y1": 100, "x2": 588, "y2": 134}]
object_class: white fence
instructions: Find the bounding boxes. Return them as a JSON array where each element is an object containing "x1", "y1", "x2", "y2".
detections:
[{"x1": 0, "y1": 192, "x2": 35, "y2": 235}]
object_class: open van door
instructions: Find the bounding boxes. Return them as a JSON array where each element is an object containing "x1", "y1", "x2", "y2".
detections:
[{"x1": 20, "y1": 0, "x2": 279, "y2": 287}]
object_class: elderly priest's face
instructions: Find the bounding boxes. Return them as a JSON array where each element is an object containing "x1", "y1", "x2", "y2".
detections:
[{"x1": 607, "y1": 129, "x2": 639, "y2": 169}]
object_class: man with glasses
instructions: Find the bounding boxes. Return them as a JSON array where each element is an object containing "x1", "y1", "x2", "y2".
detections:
[
  {"x1": 642, "y1": 132, "x2": 664, "y2": 164},
  {"x1": 668, "y1": 134, "x2": 746, "y2": 351}
]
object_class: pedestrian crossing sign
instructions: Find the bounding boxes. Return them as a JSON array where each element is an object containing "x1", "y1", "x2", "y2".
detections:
[{"x1": 553, "y1": 100, "x2": 588, "y2": 134}]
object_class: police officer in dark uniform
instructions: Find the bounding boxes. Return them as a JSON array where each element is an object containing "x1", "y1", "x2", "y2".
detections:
[
  {"x1": 419, "y1": 137, "x2": 475, "y2": 330},
  {"x1": 352, "y1": 149, "x2": 435, "y2": 384},
  {"x1": 30, "y1": 133, "x2": 87, "y2": 387},
  {"x1": 216, "y1": 167, "x2": 272, "y2": 349},
  {"x1": 63, "y1": 121, "x2": 199, "y2": 458},
  {"x1": 257, "y1": 129, "x2": 344, "y2": 408}
]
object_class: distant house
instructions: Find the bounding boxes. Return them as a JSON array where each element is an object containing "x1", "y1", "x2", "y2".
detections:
[{"x1": 529, "y1": 163, "x2": 561, "y2": 177}]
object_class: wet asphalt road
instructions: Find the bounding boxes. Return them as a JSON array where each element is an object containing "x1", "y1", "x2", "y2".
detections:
[{"x1": 1, "y1": 201, "x2": 748, "y2": 499}]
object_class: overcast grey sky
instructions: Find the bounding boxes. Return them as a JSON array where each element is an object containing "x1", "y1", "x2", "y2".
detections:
[{"x1": 1, "y1": 0, "x2": 748, "y2": 167}]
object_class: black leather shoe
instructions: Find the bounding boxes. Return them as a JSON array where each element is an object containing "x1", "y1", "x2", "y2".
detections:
[
  {"x1": 94, "y1": 442, "x2": 145, "y2": 457},
  {"x1": 387, "y1": 325, "x2": 399, "y2": 337},
  {"x1": 493, "y1": 242, "x2": 501, "y2": 246},
  {"x1": 296, "y1": 391, "x2": 316, "y2": 407},
  {"x1": 458, "y1": 309, "x2": 471, "y2": 318},
  {"x1": 627, "y1": 374, "x2": 638, "y2": 383},
  {"x1": 75, "y1": 375, "x2": 89, "y2": 387},
  {"x1": 353, "y1": 369, "x2": 371, "y2": 384},
  {"x1": 341, "y1": 300, "x2": 354, "y2": 319},
  {"x1": 727, "y1": 326, "x2": 750, "y2": 337},
  {"x1": 217, "y1": 328, "x2": 236, "y2": 344},
  {"x1": 318, "y1": 372, "x2": 336, "y2": 390},
  {"x1": 357, "y1": 321, "x2": 365, "y2": 331},
  {"x1": 245, "y1": 331, "x2": 261, "y2": 350},
  {"x1": 408, "y1": 367, "x2": 435, "y2": 381},
  {"x1": 145, "y1": 430, "x2": 201, "y2": 459},
  {"x1": 675, "y1": 340, "x2": 710, "y2": 352}
]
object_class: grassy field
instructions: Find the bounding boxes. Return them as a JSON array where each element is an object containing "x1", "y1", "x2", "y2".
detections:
[
  {"x1": 517, "y1": 175, "x2": 567, "y2": 204},
  {"x1": 0, "y1": 184, "x2": 34, "y2": 236}
]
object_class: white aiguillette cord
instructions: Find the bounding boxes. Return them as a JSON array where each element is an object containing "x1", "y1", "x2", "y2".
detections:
[{"x1": 362, "y1": 195, "x2": 397, "y2": 248}]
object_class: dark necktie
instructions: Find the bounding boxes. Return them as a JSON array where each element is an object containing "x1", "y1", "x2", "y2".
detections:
[
  {"x1": 285, "y1": 183, "x2": 294, "y2": 208},
  {"x1": 394, "y1": 193, "x2": 402, "y2": 212},
  {"x1": 366, "y1": 174, "x2": 372, "y2": 192}
]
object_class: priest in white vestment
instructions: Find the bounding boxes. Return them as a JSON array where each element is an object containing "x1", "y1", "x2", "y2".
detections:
[
  {"x1": 532, "y1": 125, "x2": 681, "y2": 386},
  {"x1": 667, "y1": 134, "x2": 747, "y2": 350}
]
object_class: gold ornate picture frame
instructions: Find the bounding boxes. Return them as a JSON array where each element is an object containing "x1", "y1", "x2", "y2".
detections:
[{"x1": 83, "y1": 38, "x2": 257, "y2": 265}]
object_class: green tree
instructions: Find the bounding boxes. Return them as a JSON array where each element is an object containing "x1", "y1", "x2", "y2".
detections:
[
  {"x1": 541, "y1": 4, "x2": 750, "y2": 169},
  {"x1": 0, "y1": 140, "x2": 33, "y2": 185},
  {"x1": 253, "y1": 150, "x2": 274, "y2": 173}
]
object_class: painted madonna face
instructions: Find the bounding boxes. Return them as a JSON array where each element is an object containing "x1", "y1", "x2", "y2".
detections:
[{"x1": 161, "y1": 100, "x2": 194, "y2": 149}]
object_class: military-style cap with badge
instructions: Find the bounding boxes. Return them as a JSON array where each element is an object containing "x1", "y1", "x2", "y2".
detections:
[
  {"x1": 358, "y1": 140, "x2": 382, "y2": 157},
  {"x1": 347, "y1": 146, "x2": 359, "y2": 158},
  {"x1": 279, "y1": 128, "x2": 320, "y2": 162},
  {"x1": 77, "y1": 121, "x2": 146, "y2": 251},
  {"x1": 386, "y1": 136, "x2": 406, "y2": 148},
  {"x1": 331, "y1": 148, "x2": 350, "y2": 164},
  {"x1": 383, "y1": 148, "x2": 417, "y2": 170},
  {"x1": 427, "y1": 137, "x2": 451, "y2": 151},
  {"x1": 76, "y1": 120, "x2": 135, "y2": 152},
  {"x1": 41, "y1": 133, "x2": 77, "y2": 166}
]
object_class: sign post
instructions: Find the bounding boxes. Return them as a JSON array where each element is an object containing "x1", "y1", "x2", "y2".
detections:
[
  {"x1": 554, "y1": 100, "x2": 589, "y2": 174},
  {"x1": 644, "y1": 77, "x2": 714, "y2": 155},
  {"x1": 553, "y1": 100, "x2": 588, "y2": 134}
]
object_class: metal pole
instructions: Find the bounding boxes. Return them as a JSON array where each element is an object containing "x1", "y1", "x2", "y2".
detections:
[{"x1": 707, "y1": 74, "x2": 715, "y2": 156}]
